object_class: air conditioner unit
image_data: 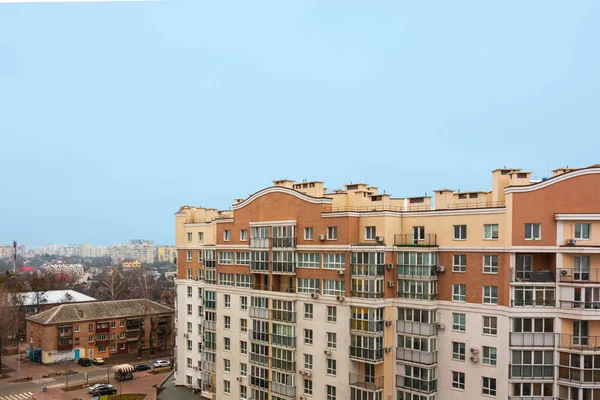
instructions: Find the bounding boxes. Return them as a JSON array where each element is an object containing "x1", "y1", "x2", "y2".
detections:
[
  {"x1": 236, "y1": 376, "x2": 243, "y2": 381},
  {"x1": 337, "y1": 270, "x2": 345, "y2": 276},
  {"x1": 310, "y1": 293, "x2": 319, "y2": 299},
  {"x1": 385, "y1": 320, "x2": 393, "y2": 327},
  {"x1": 183, "y1": 333, "x2": 189, "y2": 338},
  {"x1": 437, "y1": 266, "x2": 445, "y2": 272},
  {"x1": 304, "y1": 371, "x2": 312, "y2": 378},
  {"x1": 324, "y1": 350, "x2": 332, "y2": 356},
  {"x1": 387, "y1": 280, "x2": 395, "y2": 288},
  {"x1": 470, "y1": 355, "x2": 479, "y2": 363},
  {"x1": 299, "y1": 370, "x2": 305, "y2": 376},
  {"x1": 336, "y1": 295, "x2": 345, "y2": 302},
  {"x1": 566, "y1": 238, "x2": 576, "y2": 246},
  {"x1": 385, "y1": 347, "x2": 392, "y2": 353},
  {"x1": 386, "y1": 263, "x2": 394, "y2": 270},
  {"x1": 470, "y1": 346, "x2": 479, "y2": 354},
  {"x1": 193, "y1": 366, "x2": 198, "y2": 370},
  {"x1": 318, "y1": 234, "x2": 326, "y2": 241},
  {"x1": 194, "y1": 277, "x2": 199, "y2": 281},
  {"x1": 561, "y1": 269, "x2": 571, "y2": 277},
  {"x1": 436, "y1": 323, "x2": 445, "y2": 330},
  {"x1": 375, "y1": 236, "x2": 384, "y2": 243}
]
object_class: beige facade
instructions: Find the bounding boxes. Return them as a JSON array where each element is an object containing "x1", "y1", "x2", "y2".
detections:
[{"x1": 174, "y1": 165, "x2": 600, "y2": 400}]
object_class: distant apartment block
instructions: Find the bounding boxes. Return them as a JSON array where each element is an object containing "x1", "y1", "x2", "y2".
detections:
[
  {"x1": 43, "y1": 262, "x2": 85, "y2": 284},
  {"x1": 122, "y1": 260, "x2": 142, "y2": 268},
  {"x1": 109, "y1": 243, "x2": 156, "y2": 263},
  {"x1": 26, "y1": 299, "x2": 173, "y2": 364},
  {"x1": 173, "y1": 165, "x2": 600, "y2": 400},
  {"x1": 157, "y1": 246, "x2": 177, "y2": 264}
]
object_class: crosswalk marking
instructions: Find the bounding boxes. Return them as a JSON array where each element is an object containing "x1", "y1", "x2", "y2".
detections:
[{"x1": 0, "y1": 392, "x2": 33, "y2": 400}]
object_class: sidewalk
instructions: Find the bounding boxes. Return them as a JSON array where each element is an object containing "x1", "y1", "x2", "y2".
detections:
[
  {"x1": 32, "y1": 370, "x2": 169, "y2": 400},
  {"x1": 1, "y1": 353, "x2": 55, "y2": 381}
]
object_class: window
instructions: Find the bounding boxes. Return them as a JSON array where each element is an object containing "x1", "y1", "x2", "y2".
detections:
[
  {"x1": 525, "y1": 223, "x2": 541, "y2": 240},
  {"x1": 484, "y1": 224, "x2": 499, "y2": 240},
  {"x1": 483, "y1": 316, "x2": 497, "y2": 335},
  {"x1": 240, "y1": 385, "x2": 247, "y2": 399},
  {"x1": 224, "y1": 316, "x2": 231, "y2": 329},
  {"x1": 74, "y1": 325, "x2": 80, "y2": 333},
  {"x1": 236, "y1": 274, "x2": 253, "y2": 288},
  {"x1": 224, "y1": 380, "x2": 230, "y2": 394},
  {"x1": 187, "y1": 322, "x2": 192, "y2": 333},
  {"x1": 198, "y1": 232, "x2": 204, "y2": 242},
  {"x1": 88, "y1": 336, "x2": 94, "y2": 343},
  {"x1": 327, "y1": 359, "x2": 336, "y2": 375},
  {"x1": 304, "y1": 227, "x2": 314, "y2": 240},
  {"x1": 483, "y1": 346, "x2": 497, "y2": 366},
  {"x1": 240, "y1": 229, "x2": 248, "y2": 241},
  {"x1": 453, "y1": 284, "x2": 466, "y2": 302},
  {"x1": 240, "y1": 296, "x2": 247, "y2": 310},
  {"x1": 575, "y1": 223, "x2": 591, "y2": 239},
  {"x1": 297, "y1": 253, "x2": 320, "y2": 268},
  {"x1": 187, "y1": 287, "x2": 193, "y2": 298},
  {"x1": 365, "y1": 226, "x2": 376, "y2": 240},
  {"x1": 322, "y1": 280, "x2": 345, "y2": 296},
  {"x1": 510, "y1": 350, "x2": 554, "y2": 378},
  {"x1": 303, "y1": 379, "x2": 313, "y2": 395},
  {"x1": 326, "y1": 385, "x2": 336, "y2": 400},
  {"x1": 574, "y1": 255, "x2": 591, "y2": 280},
  {"x1": 453, "y1": 313, "x2": 466, "y2": 332},
  {"x1": 240, "y1": 319, "x2": 247, "y2": 332},
  {"x1": 452, "y1": 371, "x2": 465, "y2": 390},
  {"x1": 327, "y1": 332, "x2": 337, "y2": 349},
  {"x1": 119, "y1": 332, "x2": 125, "y2": 339},
  {"x1": 236, "y1": 252, "x2": 251, "y2": 265},
  {"x1": 224, "y1": 359, "x2": 230, "y2": 372},
  {"x1": 187, "y1": 304, "x2": 192, "y2": 316},
  {"x1": 218, "y1": 252, "x2": 234, "y2": 265},
  {"x1": 224, "y1": 229, "x2": 231, "y2": 241},
  {"x1": 297, "y1": 278, "x2": 320, "y2": 294},
  {"x1": 110, "y1": 321, "x2": 116, "y2": 329},
  {"x1": 224, "y1": 294, "x2": 231, "y2": 307},
  {"x1": 453, "y1": 225, "x2": 467, "y2": 240},
  {"x1": 186, "y1": 340, "x2": 192, "y2": 351},
  {"x1": 304, "y1": 354, "x2": 313, "y2": 369},
  {"x1": 327, "y1": 306, "x2": 337, "y2": 322},
  {"x1": 240, "y1": 363, "x2": 247, "y2": 377},
  {"x1": 483, "y1": 255, "x2": 498, "y2": 274},
  {"x1": 327, "y1": 226, "x2": 338, "y2": 240},
  {"x1": 240, "y1": 341, "x2": 247, "y2": 355},
  {"x1": 304, "y1": 329, "x2": 313, "y2": 345},
  {"x1": 323, "y1": 253, "x2": 346, "y2": 269},
  {"x1": 187, "y1": 251, "x2": 192, "y2": 262},
  {"x1": 187, "y1": 232, "x2": 192, "y2": 242},
  {"x1": 304, "y1": 304, "x2": 313, "y2": 319},
  {"x1": 452, "y1": 342, "x2": 465, "y2": 361},
  {"x1": 483, "y1": 286, "x2": 498, "y2": 304},
  {"x1": 453, "y1": 254, "x2": 466, "y2": 272},
  {"x1": 482, "y1": 377, "x2": 496, "y2": 396},
  {"x1": 224, "y1": 337, "x2": 230, "y2": 351}
]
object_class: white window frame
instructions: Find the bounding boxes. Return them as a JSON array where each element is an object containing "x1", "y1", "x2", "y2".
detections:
[
  {"x1": 323, "y1": 253, "x2": 345, "y2": 270},
  {"x1": 304, "y1": 354, "x2": 313, "y2": 369},
  {"x1": 483, "y1": 224, "x2": 499, "y2": 240},
  {"x1": 327, "y1": 332, "x2": 336, "y2": 349},
  {"x1": 483, "y1": 316, "x2": 497, "y2": 336},
  {"x1": 304, "y1": 227, "x2": 314, "y2": 240},
  {"x1": 198, "y1": 232, "x2": 204, "y2": 242},
  {"x1": 304, "y1": 304, "x2": 313, "y2": 319},
  {"x1": 452, "y1": 254, "x2": 466, "y2": 272},
  {"x1": 297, "y1": 253, "x2": 320, "y2": 268},
  {"x1": 326, "y1": 358, "x2": 336, "y2": 375},
  {"x1": 224, "y1": 229, "x2": 231, "y2": 241},
  {"x1": 236, "y1": 252, "x2": 251, "y2": 266},
  {"x1": 327, "y1": 226, "x2": 338, "y2": 240},
  {"x1": 224, "y1": 358, "x2": 230, "y2": 372},
  {"x1": 240, "y1": 229, "x2": 248, "y2": 241},
  {"x1": 218, "y1": 251, "x2": 234, "y2": 265},
  {"x1": 483, "y1": 346, "x2": 497, "y2": 366},
  {"x1": 483, "y1": 286, "x2": 498, "y2": 305},
  {"x1": 483, "y1": 255, "x2": 498, "y2": 274},
  {"x1": 297, "y1": 278, "x2": 320, "y2": 294},
  {"x1": 453, "y1": 284, "x2": 466, "y2": 302},
  {"x1": 365, "y1": 226, "x2": 376, "y2": 240},
  {"x1": 452, "y1": 342, "x2": 465, "y2": 361},
  {"x1": 187, "y1": 232, "x2": 192, "y2": 242},
  {"x1": 186, "y1": 251, "x2": 193, "y2": 262},
  {"x1": 322, "y1": 280, "x2": 345, "y2": 296},
  {"x1": 525, "y1": 223, "x2": 541, "y2": 240},
  {"x1": 452, "y1": 371, "x2": 465, "y2": 390},
  {"x1": 575, "y1": 223, "x2": 591, "y2": 240},
  {"x1": 482, "y1": 377, "x2": 496, "y2": 396},
  {"x1": 453, "y1": 313, "x2": 466, "y2": 332},
  {"x1": 326, "y1": 306, "x2": 337, "y2": 322},
  {"x1": 453, "y1": 225, "x2": 467, "y2": 240},
  {"x1": 304, "y1": 329, "x2": 313, "y2": 345}
]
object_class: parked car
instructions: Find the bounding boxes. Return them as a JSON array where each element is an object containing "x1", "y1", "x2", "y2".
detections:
[
  {"x1": 91, "y1": 357, "x2": 105, "y2": 365},
  {"x1": 92, "y1": 386, "x2": 117, "y2": 396},
  {"x1": 77, "y1": 357, "x2": 91, "y2": 367},
  {"x1": 133, "y1": 364, "x2": 151, "y2": 372},
  {"x1": 153, "y1": 360, "x2": 171, "y2": 368},
  {"x1": 88, "y1": 384, "x2": 114, "y2": 394}
]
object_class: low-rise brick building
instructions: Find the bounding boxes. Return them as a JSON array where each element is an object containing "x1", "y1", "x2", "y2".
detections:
[{"x1": 26, "y1": 298, "x2": 173, "y2": 364}]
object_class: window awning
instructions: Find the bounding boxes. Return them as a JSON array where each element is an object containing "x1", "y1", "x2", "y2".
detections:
[{"x1": 112, "y1": 364, "x2": 135, "y2": 373}]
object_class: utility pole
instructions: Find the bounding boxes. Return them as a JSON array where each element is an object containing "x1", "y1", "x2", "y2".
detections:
[{"x1": 12, "y1": 241, "x2": 17, "y2": 274}]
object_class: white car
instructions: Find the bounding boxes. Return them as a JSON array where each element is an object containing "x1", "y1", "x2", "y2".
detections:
[
  {"x1": 88, "y1": 384, "x2": 113, "y2": 394},
  {"x1": 154, "y1": 360, "x2": 171, "y2": 368}
]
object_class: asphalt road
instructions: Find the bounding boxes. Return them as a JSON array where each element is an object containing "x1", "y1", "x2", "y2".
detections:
[{"x1": 0, "y1": 361, "x2": 156, "y2": 398}]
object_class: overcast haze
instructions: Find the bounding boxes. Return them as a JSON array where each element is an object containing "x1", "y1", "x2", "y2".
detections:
[{"x1": 1, "y1": 1, "x2": 599, "y2": 246}]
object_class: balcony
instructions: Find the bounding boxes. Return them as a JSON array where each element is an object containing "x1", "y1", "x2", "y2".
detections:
[
  {"x1": 272, "y1": 237, "x2": 296, "y2": 249},
  {"x1": 558, "y1": 268, "x2": 600, "y2": 283},
  {"x1": 250, "y1": 352, "x2": 269, "y2": 366},
  {"x1": 395, "y1": 374, "x2": 437, "y2": 394},
  {"x1": 349, "y1": 373, "x2": 384, "y2": 391},
  {"x1": 204, "y1": 260, "x2": 216, "y2": 269},
  {"x1": 394, "y1": 233, "x2": 438, "y2": 247},
  {"x1": 271, "y1": 358, "x2": 296, "y2": 372},
  {"x1": 250, "y1": 238, "x2": 270, "y2": 248},
  {"x1": 249, "y1": 377, "x2": 269, "y2": 391},
  {"x1": 509, "y1": 365, "x2": 554, "y2": 379},
  {"x1": 96, "y1": 323, "x2": 110, "y2": 333},
  {"x1": 509, "y1": 397, "x2": 553, "y2": 400},
  {"x1": 397, "y1": 292, "x2": 437, "y2": 301},
  {"x1": 510, "y1": 332, "x2": 555, "y2": 347},
  {"x1": 249, "y1": 307, "x2": 269, "y2": 320},
  {"x1": 57, "y1": 342, "x2": 73, "y2": 351},
  {"x1": 204, "y1": 320, "x2": 216, "y2": 331},
  {"x1": 271, "y1": 382, "x2": 296, "y2": 398},
  {"x1": 351, "y1": 264, "x2": 385, "y2": 277},
  {"x1": 272, "y1": 262, "x2": 296, "y2": 275},
  {"x1": 249, "y1": 330, "x2": 269, "y2": 344},
  {"x1": 397, "y1": 265, "x2": 438, "y2": 280},
  {"x1": 350, "y1": 291, "x2": 384, "y2": 299},
  {"x1": 396, "y1": 320, "x2": 437, "y2": 336},
  {"x1": 557, "y1": 334, "x2": 600, "y2": 351},
  {"x1": 96, "y1": 338, "x2": 110, "y2": 345},
  {"x1": 201, "y1": 360, "x2": 215, "y2": 372},
  {"x1": 560, "y1": 300, "x2": 600, "y2": 310},
  {"x1": 349, "y1": 346, "x2": 384, "y2": 363},
  {"x1": 126, "y1": 323, "x2": 142, "y2": 332},
  {"x1": 350, "y1": 320, "x2": 384, "y2": 335},
  {"x1": 58, "y1": 330, "x2": 73, "y2": 338},
  {"x1": 270, "y1": 310, "x2": 296, "y2": 324},
  {"x1": 271, "y1": 333, "x2": 296, "y2": 348},
  {"x1": 396, "y1": 348, "x2": 437, "y2": 365},
  {"x1": 250, "y1": 261, "x2": 269, "y2": 274}
]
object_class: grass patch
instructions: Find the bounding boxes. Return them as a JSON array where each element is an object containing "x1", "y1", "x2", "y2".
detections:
[{"x1": 107, "y1": 394, "x2": 145, "y2": 400}]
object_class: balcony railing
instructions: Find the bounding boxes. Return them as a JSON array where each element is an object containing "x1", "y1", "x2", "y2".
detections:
[
  {"x1": 395, "y1": 374, "x2": 437, "y2": 394},
  {"x1": 58, "y1": 331, "x2": 73, "y2": 338},
  {"x1": 249, "y1": 330, "x2": 269, "y2": 344},
  {"x1": 272, "y1": 262, "x2": 296, "y2": 274},
  {"x1": 249, "y1": 352, "x2": 269, "y2": 366},
  {"x1": 509, "y1": 365, "x2": 554, "y2": 379},
  {"x1": 204, "y1": 320, "x2": 216, "y2": 331},
  {"x1": 201, "y1": 360, "x2": 215, "y2": 372},
  {"x1": 511, "y1": 299, "x2": 555, "y2": 307},
  {"x1": 349, "y1": 346, "x2": 384, "y2": 363},
  {"x1": 560, "y1": 300, "x2": 600, "y2": 310},
  {"x1": 57, "y1": 343, "x2": 73, "y2": 351},
  {"x1": 397, "y1": 292, "x2": 437, "y2": 301},
  {"x1": 351, "y1": 264, "x2": 385, "y2": 277},
  {"x1": 349, "y1": 374, "x2": 384, "y2": 391},
  {"x1": 510, "y1": 332, "x2": 555, "y2": 347},
  {"x1": 271, "y1": 333, "x2": 296, "y2": 348},
  {"x1": 250, "y1": 261, "x2": 270, "y2": 273},
  {"x1": 249, "y1": 307, "x2": 269, "y2": 320},
  {"x1": 396, "y1": 348, "x2": 438, "y2": 365},
  {"x1": 271, "y1": 382, "x2": 296, "y2": 398},
  {"x1": 272, "y1": 237, "x2": 296, "y2": 248},
  {"x1": 508, "y1": 397, "x2": 554, "y2": 400},
  {"x1": 250, "y1": 238, "x2": 270, "y2": 248},
  {"x1": 558, "y1": 365, "x2": 600, "y2": 384},
  {"x1": 397, "y1": 265, "x2": 438, "y2": 279},
  {"x1": 271, "y1": 358, "x2": 296, "y2": 372},
  {"x1": 394, "y1": 234, "x2": 438, "y2": 247},
  {"x1": 557, "y1": 334, "x2": 600, "y2": 350},
  {"x1": 558, "y1": 268, "x2": 600, "y2": 283},
  {"x1": 270, "y1": 310, "x2": 296, "y2": 324},
  {"x1": 350, "y1": 291, "x2": 384, "y2": 299},
  {"x1": 396, "y1": 320, "x2": 437, "y2": 336},
  {"x1": 350, "y1": 319, "x2": 384, "y2": 334}
]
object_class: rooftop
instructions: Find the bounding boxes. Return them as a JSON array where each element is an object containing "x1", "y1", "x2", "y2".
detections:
[
  {"x1": 26, "y1": 298, "x2": 173, "y2": 325},
  {"x1": 18, "y1": 290, "x2": 96, "y2": 306}
]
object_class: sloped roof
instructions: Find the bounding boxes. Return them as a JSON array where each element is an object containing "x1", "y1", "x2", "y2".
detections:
[
  {"x1": 18, "y1": 290, "x2": 96, "y2": 306},
  {"x1": 26, "y1": 298, "x2": 173, "y2": 325}
]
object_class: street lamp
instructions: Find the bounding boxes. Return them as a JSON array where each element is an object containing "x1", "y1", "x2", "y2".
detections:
[{"x1": 17, "y1": 338, "x2": 23, "y2": 381}]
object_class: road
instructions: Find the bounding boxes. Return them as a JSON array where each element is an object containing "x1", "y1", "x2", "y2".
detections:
[{"x1": 0, "y1": 361, "x2": 156, "y2": 398}]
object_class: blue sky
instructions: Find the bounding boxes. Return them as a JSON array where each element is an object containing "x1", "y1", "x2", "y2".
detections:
[{"x1": 1, "y1": 1, "x2": 599, "y2": 246}]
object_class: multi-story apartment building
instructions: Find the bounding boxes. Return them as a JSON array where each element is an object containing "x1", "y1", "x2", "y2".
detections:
[
  {"x1": 109, "y1": 242, "x2": 156, "y2": 263},
  {"x1": 26, "y1": 299, "x2": 174, "y2": 364},
  {"x1": 173, "y1": 165, "x2": 600, "y2": 400},
  {"x1": 157, "y1": 246, "x2": 177, "y2": 264},
  {"x1": 43, "y1": 262, "x2": 85, "y2": 284}
]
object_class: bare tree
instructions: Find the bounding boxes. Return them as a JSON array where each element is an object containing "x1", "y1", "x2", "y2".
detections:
[
  {"x1": 125, "y1": 269, "x2": 156, "y2": 300},
  {"x1": 98, "y1": 268, "x2": 126, "y2": 301},
  {"x1": 40, "y1": 270, "x2": 72, "y2": 290},
  {"x1": 0, "y1": 275, "x2": 22, "y2": 376}
]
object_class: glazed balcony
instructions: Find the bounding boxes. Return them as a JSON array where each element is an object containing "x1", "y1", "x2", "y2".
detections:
[
  {"x1": 395, "y1": 374, "x2": 437, "y2": 394},
  {"x1": 351, "y1": 264, "x2": 385, "y2": 277},
  {"x1": 271, "y1": 333, "x2": 296, "y2": 348},
  {"x1": 559, "y1": 300, "x2": 600, "y2": 310},
  {"x1": 271, "y1": 382, "x2": 296, "y2": 398},
  {"x1": 510, "y1": 332, "x2": 555, "y2": 347},
  {"x1": 96, "y1": 322, "x2": 110, "y2": 333},
  {"x1": 508, "y1": 397, "x2": 553, "y2": 400},
  {"x1": 558, "y1": 268, "x2": 600, "y2": 283},
  {"x1": 394, "y1": 233, "x2": 438, "y2": 247},
  {"x1": 250, "y1": 352, "x2": 269, "y2": 367},
  {"x1": 204, "y1": 320, "x2": 216, "y2": 331},
  {"x1": 250, "y1": 237, "x2": 270, "y2": 249},
  {"x1": 272, "y1": 237, "x2": 296, "y2": 249},
  {"x1": 271, "y1": 358, "x2": 296, "y2": 372},
  {"x1": 270, "y1": 310, "x2": 296, "y2": 324},
  {"x1": 396, "y1": 348, "x2": 438, "y2": 365},
  {"x1": 249, "y1": 306, "x2": 269, "y2": 320},
  {"x1": 201, "y1": 360, "x2": 215, "y2": 372},
  {"x1": 57, "y1": 340, "x2": 73, "y2": 351},
  {"x1": 396, "y1": 320, "x2": 437, "y2": 336},
  {"x1": 250, "y1": 261, "x2": 270, "y2": 274},
  {"x1": 272, "y1": 261, "x2": 296, "y2": 275},
  {"x1": 57, "y1": 328, "x2": 73, "y2": 338},
  {"x1": 397, "y1": 265, "x2": 438, "y2": 280},
  {"x1": 349, "y1": 346, "x2": 384, "y2": 363},
  {"x1": 349, "y1": 374, "x2": 384, "y2": 391},
  {"x1": 350, "y1": 290, "x2": 384, "y2": 299},
  {"x1": 249, "y1": 330, "x2": 269, "y2": 344},
  {"x1": 557, "y1": 334, "x2": 600, "y2": 351},
  {"x1": 350, "y1": 319, "x2": 384, "y2": 335}
]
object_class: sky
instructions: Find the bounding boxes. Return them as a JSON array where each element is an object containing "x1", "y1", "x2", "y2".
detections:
[{"x1": 1, "y1": 1, "x2": 599, "y2": 247}]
